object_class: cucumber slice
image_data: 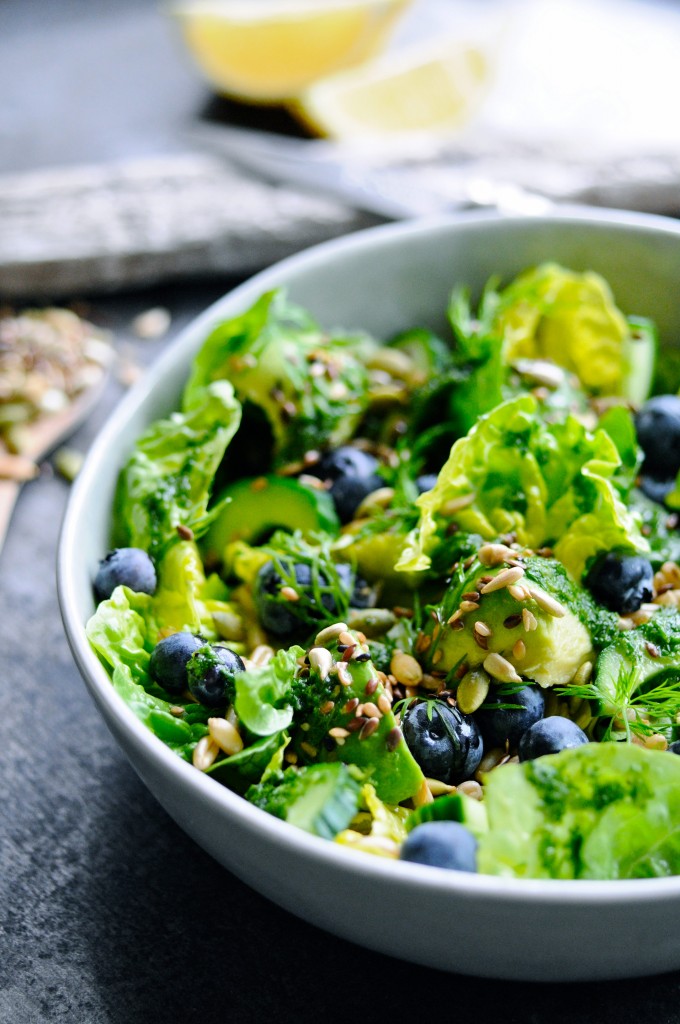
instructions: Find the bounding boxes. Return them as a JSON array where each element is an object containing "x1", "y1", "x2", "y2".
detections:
[{"x1": 204, "y1": 475, "x2": 339, "y2": 560}]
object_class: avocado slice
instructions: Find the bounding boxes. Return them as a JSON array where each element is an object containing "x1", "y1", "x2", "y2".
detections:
[
  {"x1": 294, "y1": 629, "x2": 425, "y2": 805},
  {"x1": 203, "y1": 475, "x2": 339, "y2": 563},
  {"x1": 430, "y1": 556, "x2": 594, "y2": 687}
]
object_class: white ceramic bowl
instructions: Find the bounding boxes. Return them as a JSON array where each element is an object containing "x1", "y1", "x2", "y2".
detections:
[{"x1": 59, "y1": 208, "x2": 680, "y2": 982}]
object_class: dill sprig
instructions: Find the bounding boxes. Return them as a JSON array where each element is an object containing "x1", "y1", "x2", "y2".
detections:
[
  {"x1": 262, "y1": 529, "x2": 352, "y2": 631},
  {"x1": 558, "y1": 669, "x2": 680, "y2": 742}
]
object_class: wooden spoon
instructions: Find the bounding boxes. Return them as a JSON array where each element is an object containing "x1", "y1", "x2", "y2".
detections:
[{"x1": 0, "y1": 369, "x2": 108, "y2": 556}]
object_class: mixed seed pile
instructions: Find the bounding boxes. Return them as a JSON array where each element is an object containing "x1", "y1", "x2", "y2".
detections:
[{"x1": 0, "y1": 307, "x2": 111, "y2": 478}]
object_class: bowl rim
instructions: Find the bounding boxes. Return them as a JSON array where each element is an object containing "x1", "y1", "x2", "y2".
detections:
[{"x1": 59, "y1": 205, "x2": 680, "y2": 903}]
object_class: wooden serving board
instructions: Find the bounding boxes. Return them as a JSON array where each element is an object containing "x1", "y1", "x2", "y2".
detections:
[{"x1": 0, "y1": 153, "x2": 377, "y2": 301}]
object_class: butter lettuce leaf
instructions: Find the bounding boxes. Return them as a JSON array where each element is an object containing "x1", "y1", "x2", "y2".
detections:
[
  {"x1": 114, "y1": 381, "x2": 241, "y2": 561},
  {"x1": 183, "y1": 289, "x2": 373, "y2": 466},
  {"x1": 234, "y1": 646, "x2": 304, "y2": 736},
  {"x1": 488, "y1": 263, "x2": 631, "y2": 396},
  {"x1": 396, "y1": 395, "x2": 647, "y2": 580},
  {"x1": 86, "y1": 588, "x2": 210, "y2": 759},
  {"x1": 477, "y1": 743, "x2": 680, "y2": 879}
]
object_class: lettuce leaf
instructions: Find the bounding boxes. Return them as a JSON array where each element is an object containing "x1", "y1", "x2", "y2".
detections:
[
  {"x1": 396, "y1": 395, "x2": 647, "y2": 580},
  {"x1": 488, "y1": 263, "x2": 631, "y2": 396},
  {"x1": 183, "y1": 289, "x2": 373, "y2": 465},
  {"x1": 477, "y1": 743, "x2": 680, "y2": 879},
  {"x1": 86, "y1": 587, "x2": 211, "y2": 759},
  {"x1": 114, "y1": 381, "x2": 241, "y2": 561},
  {"x1": 233, "y1": 646, "x2": 304, "y2": 736}
]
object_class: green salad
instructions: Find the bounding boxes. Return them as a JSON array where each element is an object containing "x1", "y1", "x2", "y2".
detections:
[{"x1": 88, "y1": 263, "x2": 680, "y2": 880}]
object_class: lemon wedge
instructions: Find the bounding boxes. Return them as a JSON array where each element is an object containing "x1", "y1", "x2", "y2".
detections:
[
  {"x1": 170, "y1": 0, "x2": 412, "y2": 103},
  {"x1": 291, "y1": 41, "x2": 490, "y2": 139}
]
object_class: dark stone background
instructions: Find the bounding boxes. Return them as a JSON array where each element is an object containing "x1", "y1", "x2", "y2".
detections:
[{"x1": 3, "y1": 1, "x2": 680, "y2": 1020}]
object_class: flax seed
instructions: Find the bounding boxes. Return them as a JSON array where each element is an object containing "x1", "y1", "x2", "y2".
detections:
[
  {"x1": 359, "y1": 718, "x2": 380, "y2": 740},
  {"x1": 343, "y1": 697, "x2": 360, "y2": 714},
  {"x1": 462, "y1": 591, "x2": 480, "y2": 602},
  {"x1": 386, "y1": 727, "x2": 402, "y2": 751},
  {"x1": 176, "y1": 523, "x2": 194, "y2": 541}
]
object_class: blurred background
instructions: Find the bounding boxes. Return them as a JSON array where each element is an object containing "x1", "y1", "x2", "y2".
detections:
[{"x1": 2, "y1": 0, "x2": 680, "y2": 299}]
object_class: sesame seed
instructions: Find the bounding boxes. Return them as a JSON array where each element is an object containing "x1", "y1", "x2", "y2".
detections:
[
  {"x1": 338, "y1": 630, "x2": 355, "y2": 647},
  {"x1": 480, "y1": 566, "x2": 525, "y2": 594},
  {"x1": 473, "y1": 621, "x2": 492, "y2": 637},
  {"x1": 447, "y1": 610, "x2": 463, "y2": 626},
  {"x1": 329, "y1": 727, "x2": 350, "y2": 739},
  {"x1": 646, "y1": 642, "x2": 661, "y2": 658},
  {"x1": 362, "y1": 702, "x2": 382, "y2": 719},
  {"x1": 378, "y1": 693, "x2": 392, "y2": 715},
  {"x1": 250, "y1": 477, "x2": 268, "y2": 492},
  {"x1": 300, "y1": 741, "x2": 319, "y2": 758},
  {"x1": 508, "y1": 584, "x2": 530, "y2": 602},
  {"x1": 431, "y1": 649, "x2": 443, "y2": 665},
  {"x1": 280, "y1": 586, "x2": 299, "y2": 602},
  {"x1": 512, "y1": 639, "x2": 526, "y2": 660},
  {"x1": 169, "y1": 706, "x2": 184, "y2": 717},
  {"x1": 460, "y1": 600, "x2": 480, "y2": 613},
  {"x1": 320, "y1": 700, "x2": 335, "y2": 715}
]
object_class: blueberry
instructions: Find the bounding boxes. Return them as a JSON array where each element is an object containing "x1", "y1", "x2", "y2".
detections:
[
  {"x1": 149, "y1": 631, "x2": 204, "y2": 695},
  {"x1": 475, "y1": 684, "x2": 545, "y2": 751},
  {"x1": 93, "y1": 547, "x2": 156, "y2": 602},
  {"x1": 668, "y1": 740, "x2": 680, "y2": 755},
  {"x1": 585, "y1": 551, "x2": 654, "y2": 614},
  {"x1": 638, "y1": 475, "x2": 675, "y2": 506},
  {"x1": 636, "y1": 395, "x2": 680, "y2": 479},
  {"x1": 187, "y1": 645, "x2": 245, "y2": 708},
  {"x1": 308, "y1": 446, "x2": 383, "y2": 523},
  {"x1": 403, "y1": 700, "x2": 483, "y2": 785},
  {"x1": 415, "y1": 473, "x2": 438, "y2": 494},
  {"x1": 255, "y1": 559, "x2": 363, "y2": 636},
  {"x1": 336, "y1": 562, "x2": 374, "y2": 609},
  {"x1": 518, "y1": 716, "x2": 589, "y2": 761},
  {"x1": 400, "y1": 821, "x2": 478, "y2": 872}
]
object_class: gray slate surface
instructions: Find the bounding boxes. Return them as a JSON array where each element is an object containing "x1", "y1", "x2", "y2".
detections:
[{"x1": 4, "y1": 284, "x2": 680, "y2": 1023}]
